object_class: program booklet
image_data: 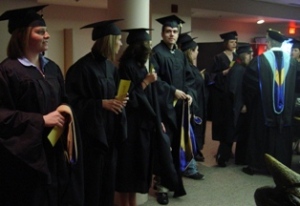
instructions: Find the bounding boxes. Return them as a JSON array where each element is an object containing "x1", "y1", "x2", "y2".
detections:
[{"x1": 116, "y1": 79, "x2": 131, "y2": 100}]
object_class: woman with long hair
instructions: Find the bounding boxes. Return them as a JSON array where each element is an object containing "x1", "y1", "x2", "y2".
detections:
[
  {"x1": 0, "y1": 5, "x2": 82, "y2": 206},
  {"x1": 65, "y1": 19, "x2": 127, "y2": 206},
  {"x1": 116, "y1": 28, "x2": 157, "y2": 206}
]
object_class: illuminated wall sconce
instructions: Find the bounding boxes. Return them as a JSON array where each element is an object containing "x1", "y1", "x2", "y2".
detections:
[
  {"x1": 257, "y1": 19, "x2": 265, "y2": 24},
  {"x1": 289, "y1": 27, "x2": 296, "y2": 34}
]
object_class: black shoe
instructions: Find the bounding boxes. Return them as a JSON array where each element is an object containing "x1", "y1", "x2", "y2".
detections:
[
  {"x1": 186, "y1": 172, "x2": 205, "y2": 180},
  {"x1": 195, "y1": 154, "x2": 205, "y2": 162},
  {"x1": 217, "y1": 161, "x2": 226, "y2": 167},
  {"x1": 242, "y1": 166, "x2": 254, "y2": 175},
  {"x1": 216, "y1": 154, "x2": 227, "y2": 167},
  {"x1": 156, "y1": 192, "x2": 169, "y2": 205}
]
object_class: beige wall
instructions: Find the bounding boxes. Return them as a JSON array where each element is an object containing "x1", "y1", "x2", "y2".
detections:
[
  {"x1": 1, "y1": 0, "x2": 299, "y2": 72},
  {"x1": 0, "y1": 1, "x2": 107, "y2": 71}
]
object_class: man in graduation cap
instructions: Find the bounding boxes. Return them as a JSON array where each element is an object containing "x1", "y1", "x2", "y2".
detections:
[
  {"x1": 226, "y1": 43, "x2": 253, "y2": 165},
  {"x1": 242, "y1": 28, "x2": 298, "y2": 175},
  {"x1": 291, "y1": 39, "x2": 300, "y2": 154},
  {"x1": 65, "y1": 19, "x2": 127, "y2": 206},
  {"x1": 150, "y1": 15, "x2": 195, "y2": 205}
]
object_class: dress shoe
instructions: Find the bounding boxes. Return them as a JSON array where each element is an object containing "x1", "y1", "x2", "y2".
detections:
[
  {"x1": 216, "y1": 154, "x2": 227, "y2": 167},
  {"x1": 156, "y1": 192, "x2": 169, "y2": 205},
  {"x1": 217, "y1": 161, "x2": 226, "y2": 167},
  {"x1": 242, "y1": 166, "x2": 254, "y2": 175},
  {"x1": 186, "y1": 172, "x2": 205, "y2": 180},
  {"x1": 195, "y1": 154, "x2": 205, "y2": 162}
]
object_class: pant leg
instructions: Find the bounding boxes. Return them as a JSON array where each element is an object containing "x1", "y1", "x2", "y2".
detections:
[{"x1": 182, "y1": 158, "x2": 198, "y2": 176}]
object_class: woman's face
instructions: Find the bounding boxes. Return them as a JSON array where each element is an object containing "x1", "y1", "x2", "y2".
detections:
[
  {"x1": 115, "y1": 35, "x2": 122, "y2": 54},
  {"x1": 191, "y1": 46, "x2": 199, "y2": 60},
  {"x1": 27, "y1": 26, "x2": 50, "y2": 54},
  {"x1": 291, "y1": 48, "x2": 300, "y2": 60}
]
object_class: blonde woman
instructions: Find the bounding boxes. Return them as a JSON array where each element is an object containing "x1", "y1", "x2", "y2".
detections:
[{"x1": 65, "y1": 19, "x2": 128, "y2": 206}]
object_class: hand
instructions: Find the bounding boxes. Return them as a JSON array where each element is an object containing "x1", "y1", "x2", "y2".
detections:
[
  {"x1": 144, "y1": 72, "x2": 158, "y2": 85},
  {"x1": 240, "y1": 105, "x2": 247, "y2": 113},
  {"x1": 186, "y1": 94, "x2": 193, "y2": 106},
  {"x1": 43, "y1": 110, "x2": 65, "y2": 128},
  {"x1": 161, "y1": 122, "x2": 166, "y2": 133},
  {"x1": 102, "y1": 99, "x2": 125, "y2": 114},
  {"x1": 175, "y1": 89, "x2": 187, "y2": 100},
  {"x1": 222, "y1": 67, "x2": 231, "y2": 75}
]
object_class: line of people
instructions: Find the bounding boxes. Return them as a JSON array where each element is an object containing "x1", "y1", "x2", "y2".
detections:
[
  {"x1": 208, "y1": 28, "x2": 300, "y2": 180},
  {"x1": 0, "y1": 4, "x2": 300, "y2": 206}
]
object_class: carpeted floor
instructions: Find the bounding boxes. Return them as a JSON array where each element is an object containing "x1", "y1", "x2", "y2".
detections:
[{"x1": 141, "y1": 121, "x2": 300, "y2": 206}]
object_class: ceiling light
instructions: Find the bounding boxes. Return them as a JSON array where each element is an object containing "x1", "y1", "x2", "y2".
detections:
[{"x1": 257, "y1": 19, "x2": 265, "y2": 24}]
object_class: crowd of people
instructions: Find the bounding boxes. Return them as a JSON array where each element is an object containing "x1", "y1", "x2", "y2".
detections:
[{"x1": 0, "y1": 5, "x2": 299, "y2": 206}]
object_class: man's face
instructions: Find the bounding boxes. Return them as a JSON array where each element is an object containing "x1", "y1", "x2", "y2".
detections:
[
  {"x1": 161, "y1": 26, "x2": 179, "y2": 47},
  {"x1": 244, "y1": 51, "x2": 253, "y2": 65},
  {"x1": 292, "y1": 48, "x2": 300, "y2": 59}
]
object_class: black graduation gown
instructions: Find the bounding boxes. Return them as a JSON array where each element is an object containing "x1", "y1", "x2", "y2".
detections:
[
  {"x1": 227, "y1": 61, "x2": 249, "y2": 164},
  {"x1": 65, "y1": 52, "x2": 126, "y2": 206},
  {"x1": 209, "y1": 52, "x2": 238, "y2": 142},
  {"x1": 243, "y1": 50, "x2": 297, "y2": 170},
  {"x1": 116, "y1": 58, "x2": 156, "y2": 193},
  {"x1": 292, "y1": 61, "x2": 300, "y2": 139},
  {"x1": 151, "y1": 41, "x2": 195, "y2": 196},
  {"x1": 0, "y1": 57, "x2": 83, "y2": 206},
  {"x1": 190, "y1": 64, "x2": 209, "y2": 151}
]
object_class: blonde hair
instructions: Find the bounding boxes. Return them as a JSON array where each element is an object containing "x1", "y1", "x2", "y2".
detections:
[
  {"x1": 92, "y1": 34, "x2": 120, "y2": 61},
  {"x1": 184, "y1": 49, "x2": 193, "y2": 65}
]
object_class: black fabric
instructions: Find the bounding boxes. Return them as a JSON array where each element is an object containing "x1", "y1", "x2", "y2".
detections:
[
  {"x1": 209, "y1": 52, "x2": 238, "y2": 142},
  {"x1": 150, "y1": 40, "x2": 195, "y2": 195},
  {"x1": 156, "y1": 15, "x2": 184, "y2": 28},
  {"x1": 189, "y1": 64, "x2": 209, "y2": 151},
  {"x1": 122, "y1": 28, "x2": 152, "y2": 45},
  {"x1": 0, "y1": 5, "x2": 47, "y2": 34},
  {"x1": 65, "y1": 51, "x2": 126, "y2": 206},
  {"x1": 0, "y1": 57, "x2": 83, "y2": 206},
  {"x1": 115, "y1": 58, "x2": 156, "y2": 193},
  {"x1": 243, "y1": 51, "x2": 297, "y2": 171},
  {"x1": 80, "y1": 19, "x2": 123, "y2": 40}
]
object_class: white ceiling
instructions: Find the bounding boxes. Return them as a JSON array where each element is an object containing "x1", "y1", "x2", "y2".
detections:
[
  {"x1": 191, "y1": 0, "x2": 300, "y2": 23},
  {"x1": 38, "y1": 0, "x2": 300, "y2": 24},
  {"x1": 254, "y1": 0, "x2": 300, "y2": 7}
]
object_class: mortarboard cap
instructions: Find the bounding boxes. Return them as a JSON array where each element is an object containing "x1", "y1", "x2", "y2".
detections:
[
  {"x1": 156, "y1": 15, "x2": 184, "y2": 28},
  {"x1": 291, "y1": 38, "x2": 300, "y2": 49},
  {"x1": 177, "y1": 31, "x2": 193, "y2": 44},
  {"x1": 122, "y1": 28, "x2": 152, "y2": 45},
  {"x1": 220, "y1": 31, "x2": 238, "y2": 41},
  {"x1": 236, "y1": 43, "x2": 253, "y2": 55},
  {"x1": 0, "y1": 5, "x2": 47, "y2": 34},
  {"x1": 267, "y1": 28, "x2": 288, "y2": 43},
  {"x1": 181, "y1": 39, "x2": 198, "y2": 52},
  {"x1": 81, "y1": 19, "x2": 123, "y2": 41}
]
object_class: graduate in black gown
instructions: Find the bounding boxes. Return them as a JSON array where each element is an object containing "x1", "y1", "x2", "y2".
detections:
[
  {"x1": 210, "y1": 31, "x2": 238, "y2": 167},
  {"x1": 177, "y1": 33, "x2": 206, "y2": 180},
  {"x1": 242, "y1": 29, "x2": 297, "y2": 175},
  {"x1": 65, "y1": 19, "x2": 127, "y2": 206},
  {"x1": 177, "y1": 32, "x2": 208, "y2": 162},
  {"x1": 0, "y1": 5, "x2": 83, "y2": 206},
  {"x1": 290, "y1": 39, "x2": 300, "y2": 153},
  {"x1": 151, "y1": 15, "x2": 195, "y2": 205},
  {"x1": 226, "y1": 43, "x2": 253, "y2": 165},
  {"x1": 115, "y1": 28, "x2": 157, "y2": 206}
]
